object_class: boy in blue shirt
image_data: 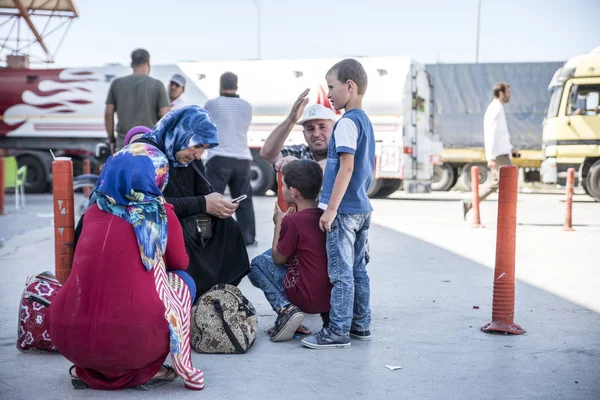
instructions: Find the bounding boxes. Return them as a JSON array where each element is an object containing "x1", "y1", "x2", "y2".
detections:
[{"x1": 301, "y1": 59, "x2": 375, "y2": 349}]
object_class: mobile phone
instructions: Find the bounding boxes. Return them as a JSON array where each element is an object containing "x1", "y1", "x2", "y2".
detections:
[{"x1": 231, "y1": 194, "x2": 247, "y2": 204}]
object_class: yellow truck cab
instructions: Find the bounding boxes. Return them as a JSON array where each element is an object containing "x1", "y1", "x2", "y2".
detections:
[{"x1": 542, "y1": 47, "x2": 600, "y2": 201}]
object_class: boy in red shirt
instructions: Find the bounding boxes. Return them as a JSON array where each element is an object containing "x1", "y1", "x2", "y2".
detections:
[{"x1": 248, "y1": 159, "x2": 331, "y2": 342}]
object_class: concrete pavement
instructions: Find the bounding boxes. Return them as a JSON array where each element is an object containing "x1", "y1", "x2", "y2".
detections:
[{"x1": 0, "y1": 192, "x2": 599, "y2": 399}]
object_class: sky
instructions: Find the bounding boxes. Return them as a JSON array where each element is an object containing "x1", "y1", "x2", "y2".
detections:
[{"x1": 3, "y1": 0, "x2": 600, "y2": 67}]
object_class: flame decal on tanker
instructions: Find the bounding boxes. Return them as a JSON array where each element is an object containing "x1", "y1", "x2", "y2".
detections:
[{"x1": 0, "y1": 69, "x2": 101, "y2": 136}]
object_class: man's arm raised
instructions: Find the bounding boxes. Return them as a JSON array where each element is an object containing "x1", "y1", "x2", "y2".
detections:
[{"x1": 260, "y1": 89, "x2": 309, "y2": 164}]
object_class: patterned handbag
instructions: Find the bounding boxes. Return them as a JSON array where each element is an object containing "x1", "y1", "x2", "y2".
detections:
[
  {"x1": 191, "y1": 284, "x2": 258, "y2": 354},
  {"x1": 16, "y1": 271, "x2": 61, "y2": 352}
]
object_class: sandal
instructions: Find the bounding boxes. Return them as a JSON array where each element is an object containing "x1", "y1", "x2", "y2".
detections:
[
  {"x1": 69, "y1": 365, "x2": 88, "y2": 390},
  {"x1": 137, "y1": 364, "x2": 178, "y2": 391},
  {"x1": 267, "y1": 324, "x2": 311, "y2": 336}
]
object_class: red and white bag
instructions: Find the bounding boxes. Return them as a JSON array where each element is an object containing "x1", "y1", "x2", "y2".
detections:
[{"x1": 16, "y1": 271, "x2": 61, "y2": 352}]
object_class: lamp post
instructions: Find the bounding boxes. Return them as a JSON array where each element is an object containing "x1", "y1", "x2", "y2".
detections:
[
  {"x1": 251, "y1": 0, "x2": 262, "y2": 59},
  {"x1": 475, "y1": 0, "x2": 481, "y2": 63}
]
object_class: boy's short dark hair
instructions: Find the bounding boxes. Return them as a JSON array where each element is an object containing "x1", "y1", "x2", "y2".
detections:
[
  {"x1": 220, "y1": 72, "x2": 238, "y2": 90},
  {"x1": 493, "y1": 82, "x2": 510, "y2": 98},
  {"x1": 131, "y1": 49, "x2": 150, "y2": 66},
  {"x1": 327, "y1": 58, "x2": 368, "y2": 95},
  {"x1": 282, "y1": 159, "x2": 323, "y2": 201}
]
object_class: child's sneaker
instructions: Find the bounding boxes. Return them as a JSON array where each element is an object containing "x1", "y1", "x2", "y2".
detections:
[
  {"x1": 350, "y1": 329, "x2": 372, "y2": 341},
  {"x1": 270, "y1": 304, "x2": 304, "y2": 342},
  {"x1": 320, "y1": 312, "x2": 330, "y2": 329},
  {"x1": 301, "y1": 328, "x2": 350, "y2": 349}
]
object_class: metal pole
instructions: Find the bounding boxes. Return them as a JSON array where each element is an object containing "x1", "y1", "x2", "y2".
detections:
[
  {"x1": 471, "y1": 166, "x2": 483, "y2": 228},
  {"x1": 481, "y1": 165, "x2": 525, "y2": 335},
  {"x1": 475, "y1": 0, "x2": 481, "y2": 63},
  {"x1": 52, "y1": 157, "x2": 75, "y2": 284},
  {"x1": 252, "y1": 0, "x2": 261, "y2": 59},
  {"x1": 563, "y1": 168, "x2": 575, "y2": 231}
]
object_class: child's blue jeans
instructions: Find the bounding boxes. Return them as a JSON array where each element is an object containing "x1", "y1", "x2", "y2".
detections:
[
  {"x1": 248, "y1": 249, "x2": 290, "y2": 313},
  {"x1": 326, "y1": 212, "x2": 371, "y2": 336}
]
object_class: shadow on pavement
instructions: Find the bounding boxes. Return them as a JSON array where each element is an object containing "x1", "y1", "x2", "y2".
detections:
[{"x1": 0, "y1": 222, "x2": 598, "y2": 400}]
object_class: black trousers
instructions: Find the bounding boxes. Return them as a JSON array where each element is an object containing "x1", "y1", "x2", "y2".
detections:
[{"x1": 206, "y1": 156, "x2": 256, "y2": 245}]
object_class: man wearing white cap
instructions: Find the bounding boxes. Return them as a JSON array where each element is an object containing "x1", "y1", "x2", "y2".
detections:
[
  {"x1": 261, "y1": 89, "x2": 337, "y2": 171},
  {"x1": 168, "y1": 73, "x2": 187, "y2": 110}
]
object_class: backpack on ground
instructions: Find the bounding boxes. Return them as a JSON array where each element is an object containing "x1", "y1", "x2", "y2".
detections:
[
  {"x1": 17, "y1": 271, "x2": 61, "y2": 352},
  {"x1": 191, "y1": 284, "x2": 258, "y2": 354}
]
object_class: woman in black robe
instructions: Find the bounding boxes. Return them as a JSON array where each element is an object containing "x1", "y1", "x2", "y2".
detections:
[{"x1": 137, "y1": 106, "x2": 250, "y2": 301}]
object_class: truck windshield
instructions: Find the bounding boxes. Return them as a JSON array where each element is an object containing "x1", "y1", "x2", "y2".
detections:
[
  {"x1": 567, "y1": 84, "x2": 600, "y2": 116},
  {"x1": 547, "y1": 86, "x2": 563, "y2": 118}
]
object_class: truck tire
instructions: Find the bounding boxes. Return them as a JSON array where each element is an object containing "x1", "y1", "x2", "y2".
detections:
[
  {"x1": 582, "y1": 174, "x2": 591, "y2": 197},
  {"x1": 17, "y1": 154, "x2": 49, "y2": 193},
  {"x1": 431, "y1": 162, "x2": 456, "y2": 191},
  {"x1": 587, "y1": 160, "x2": 600, "y2": 202},
  {"x1": 460, "y1": 163, "x2": 490, "y2": 192},
  {"x1": 373, "y1": 179, "x2": 402, "y2": 198},
  {"x1": 250, "y1": 149, "x2": 275, "y2": 196},
  {"x1": 366, "y1": 178, "x2": 383, "y2": 197}
]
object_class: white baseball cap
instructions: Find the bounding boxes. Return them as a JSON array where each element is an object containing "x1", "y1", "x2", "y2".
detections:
[{"x1": 296, "y1": 104, "x2": 337, "y2": 125}]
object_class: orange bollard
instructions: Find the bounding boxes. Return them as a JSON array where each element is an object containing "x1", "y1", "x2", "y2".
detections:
[
  {"x1": 0, "y1": 158, "x2": 5, "y2": 215},
  {"x1": 277, "y1": 172, "x2": 295, "y2": 213},
  {"x1": 563, "y1": 168, "x2": 575, "y2": 231},
  {"x1": 481, "y1": 165, "x2": 525, "y2": 335},
  {"x1": 82, "y1": 159, "x2": 92, "y2": 198},
  {"x1": 52, "y1": 157, "x2": 75, "y2": 284},
  {"x1": 471, "y1": 166, "x2": 483, "y2": 228}
]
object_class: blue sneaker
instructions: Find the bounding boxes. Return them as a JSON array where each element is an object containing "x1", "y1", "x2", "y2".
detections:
[
  {"x1": 350, "y1": 329, "x2": 372, "y2": 341},
  {"x1": 301, "y1": 328, "x2": 350, "y2": 349}
]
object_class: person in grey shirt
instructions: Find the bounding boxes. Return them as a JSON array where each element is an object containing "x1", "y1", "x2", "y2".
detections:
[
  {"x1": 204, "y1": 72, "x2": 256, "y2": 246},
  {"x1": 104, "y1": 48, "x2": 171, "y2": 152}
]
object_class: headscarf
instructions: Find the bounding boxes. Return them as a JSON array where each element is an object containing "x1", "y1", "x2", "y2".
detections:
[
  {"x1": 124, "y1": 126, "x2": 152, "y2": 146},
  {"x1": 143, "y1": 105, "x2": 219, "y2": 167},
  {"x1": 93, "y1": 142, "x2": 169, "y2": 270}
]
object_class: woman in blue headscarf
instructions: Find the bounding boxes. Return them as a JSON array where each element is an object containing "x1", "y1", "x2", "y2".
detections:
[
  {"x1": 136, "y1": 105, "x2": 250, "y2": 301},
  {"x1": 48, "y1": 143, "x2": 205, "y2": 390}
]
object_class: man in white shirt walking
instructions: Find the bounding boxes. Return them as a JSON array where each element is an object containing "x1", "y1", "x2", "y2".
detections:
[
  {"x1": 168, "y1": 74, "x2": 186, "y2": 110},
  {"x1": 205, "y1": 72, "x2": 256, "y2": 245},
  {"x1": 462, "y1": 82, "x2": 519, "y2": 220}
]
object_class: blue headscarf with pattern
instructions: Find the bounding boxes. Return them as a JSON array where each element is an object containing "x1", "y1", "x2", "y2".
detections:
[
  {"x1": 143, "y1": 105, "x2": 219, "y2": 167},
  {"x1": 93, "y1": 143, "x2": 170, "y2": 270}
]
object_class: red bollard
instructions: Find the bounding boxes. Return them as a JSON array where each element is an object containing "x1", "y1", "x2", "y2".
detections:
[
  {"x1": 481, "y1": 165, "x2": 525, "y2": 335},
  {"x1": 563, "y1": 168, "x2": 575, "y2": 231},
  {"x1": 0, "y1": 158, "x2": 5, "y2": 215},
  {"x1": 277, "y1": 172, "x2": 295, "y2": 213},
  {"x1": 471, "y1": 166, "x2": 483, "y2": 228},
  {"x1": 82, "y1": 159, "x2": 92, "y2": 198},
  {"x1": 52, "y1": 157, "x2": 75, "y2": 284}
]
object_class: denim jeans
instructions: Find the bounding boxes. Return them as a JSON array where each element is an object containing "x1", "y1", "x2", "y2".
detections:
[
  {"x1": 327, "y1": 212, "x2": 371, "y2": 336},
  {"x1": 248, "y1": 249, "x2": 290, "y2": 312}
]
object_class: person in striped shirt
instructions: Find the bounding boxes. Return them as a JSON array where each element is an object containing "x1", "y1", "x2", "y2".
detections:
[{"x1": 204, "y1": 72, "x2": 257, "y2": 246}]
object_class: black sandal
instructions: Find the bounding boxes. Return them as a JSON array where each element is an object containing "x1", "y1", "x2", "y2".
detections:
[
  {"x1": 69, "y1": 365, "x2": 88, "y2": 390},
  {"x1": 136, "y1": 364, "x2": 178, "y2": 391}
]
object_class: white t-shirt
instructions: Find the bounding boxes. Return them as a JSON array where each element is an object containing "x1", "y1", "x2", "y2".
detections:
[
  {"x1": 204, "y1": 96, "x2": 253, "y2": 161},
  {"x1": 171, "y1": 95, "x2": 186, "y2": 111},
  {"x1": 483, "y1": 99, "x2": 513, "y2": 161}
]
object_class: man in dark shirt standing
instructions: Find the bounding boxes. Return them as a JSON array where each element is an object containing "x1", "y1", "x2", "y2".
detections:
[{"x1": 104, "y1": 49, "x2": 171, "y2": 152}]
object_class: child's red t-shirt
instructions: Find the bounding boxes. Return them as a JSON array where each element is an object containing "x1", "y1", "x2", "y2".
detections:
[{"x1": 276, "y1": 208, "x2": 331, "y2": 314}]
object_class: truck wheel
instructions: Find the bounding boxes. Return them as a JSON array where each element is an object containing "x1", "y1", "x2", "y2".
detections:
[
  {"x1": 367, "y1": 178, "x2": 383, "y2": 197},
  {"x1": 17, "y1": 155, "x2": 48, "y2": 193},
  {"x1": 460, "y1": 163, "x2": 490, "y2": 191},
  {"x1": 373, "y1": 179, "x2": 402, "y2": 198},
  {"x1": 250, "y1": 149, "x2": 275, "y2": 196},
  {"x1": 587, "y1": 160, "x2": 600, "y2": 202},
  {"x1": 582, "y1": 174, "x2": 591, "y2": 197},
  {"x1": 431, "y1": 162, "x2": 456, "y2": 191}
]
